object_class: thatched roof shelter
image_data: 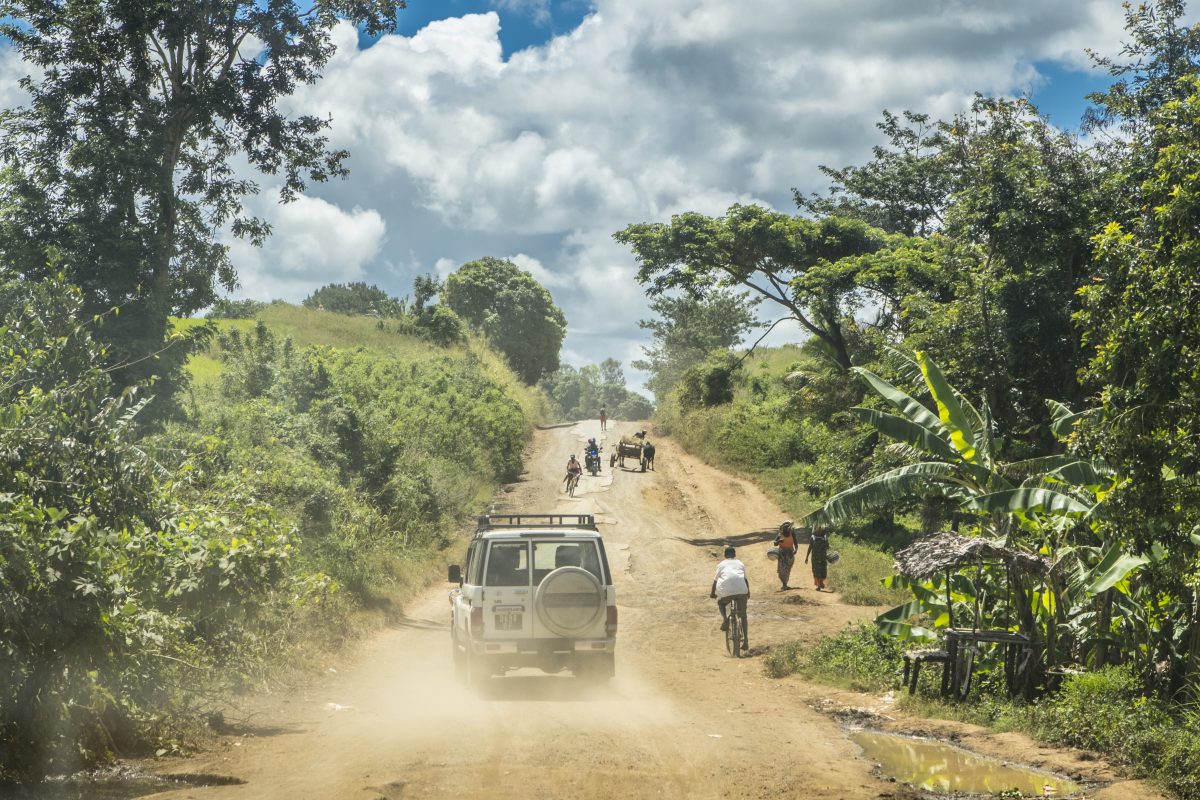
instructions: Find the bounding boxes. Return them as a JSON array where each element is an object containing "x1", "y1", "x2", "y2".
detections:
[{"x1": 894, "y1": 532, "x2": 1050, "y2": 582}]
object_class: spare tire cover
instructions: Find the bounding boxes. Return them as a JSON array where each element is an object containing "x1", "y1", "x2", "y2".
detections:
[{"x1": 535, "y1": 566, "x2": 605, "y2": 637}]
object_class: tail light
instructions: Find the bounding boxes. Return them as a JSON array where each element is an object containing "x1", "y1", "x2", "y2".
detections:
[
  {"x1": 606, "y1": 605, "x2": 618, "y2": 636},
  {"x1": 470, "y1": 606, "x2": 484, "y2": 638}
]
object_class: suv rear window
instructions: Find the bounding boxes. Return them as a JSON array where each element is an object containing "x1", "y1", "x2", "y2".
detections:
[
  {"x1": 484, "y1": 542, "x2": 529, "y2": 586},
  {"x1": 532, "y1": 540, "x2": 603, "y2": 585}
]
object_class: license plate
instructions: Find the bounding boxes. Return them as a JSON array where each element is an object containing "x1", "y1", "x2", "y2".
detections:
[{"x1": 495, "y1": 611, "x2": 523, "y2": 631}]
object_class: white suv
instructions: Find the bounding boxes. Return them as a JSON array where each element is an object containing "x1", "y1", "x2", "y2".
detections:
[{"x1": 448, "y1": 514, "x2": 617, "y2": 684}]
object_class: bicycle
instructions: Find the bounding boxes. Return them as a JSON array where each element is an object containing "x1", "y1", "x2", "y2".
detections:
[
  {"x1": 721, "y1": 596, "x2": 747, "y2": 658},
  {"x1": 565, "y1": 471, "x2": 581, "y2": 497},
  {"x1": 725, "y1": 607, "x2": 742, "y2": 658}
]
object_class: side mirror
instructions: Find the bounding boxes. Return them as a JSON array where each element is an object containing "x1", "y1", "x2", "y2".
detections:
[{"x1": 448, "y1": 564, "x2": 462, "y2": 584}]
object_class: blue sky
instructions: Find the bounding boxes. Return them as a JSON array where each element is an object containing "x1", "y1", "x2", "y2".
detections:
[
  {"x1": 1028, "y1": 59, "x2": 1115, "y2": 128},
  {"x1": 369, "y1": 0, "x2": 594, "y2": 55}
]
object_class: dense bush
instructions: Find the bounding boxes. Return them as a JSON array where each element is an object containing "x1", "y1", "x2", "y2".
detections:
[
  {"x1": 0, "y1": 275, "x2": 297, "y2": 779},
  {"x1": 764, "y1": 623, "x2": 903, "y2": 690},
  {"x1": 207, "y1": 297, "x2": 267, "y2": 319},
  {"x1": 166, "y1": 321, "x2": 529, "y2": 595},
  {"x1": 0, "y1": 279, "x2": 537, "y2": 779}
]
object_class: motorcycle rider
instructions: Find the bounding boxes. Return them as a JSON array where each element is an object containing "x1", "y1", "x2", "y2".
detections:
[{"x1": 585, "y1": 437, "x2": 601, "y2": 473}]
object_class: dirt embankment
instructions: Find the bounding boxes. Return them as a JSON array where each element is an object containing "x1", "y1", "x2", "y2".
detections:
[{"x1": 144, "y1": 423, "x2": 1161, "y2": 800}]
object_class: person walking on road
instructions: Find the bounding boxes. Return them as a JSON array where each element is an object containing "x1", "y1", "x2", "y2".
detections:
[
  {"x1": 805, "y1": 525, "x2": 830, "y2": 591},
  {"x1": 600, "y1": 406, "x2": 607, "y2": 431},
  {"x1": 710, "y1": 546, "x2": 749, "y2": 651},
  {"x1": 774, "y1": 521, "x2": 798, "y2": 591}
]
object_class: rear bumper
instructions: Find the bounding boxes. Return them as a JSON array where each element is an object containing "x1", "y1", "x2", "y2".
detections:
[{"x1": 471, "y1": 637, "x2": 615, "y2": 656}]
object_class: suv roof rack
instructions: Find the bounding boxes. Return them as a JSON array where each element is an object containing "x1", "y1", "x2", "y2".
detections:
[{"x1": 476, "y1": 513, "x2": 597, "y2": 532}]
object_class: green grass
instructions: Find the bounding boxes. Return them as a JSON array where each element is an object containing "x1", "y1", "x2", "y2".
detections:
[
  {"x1": 173, "y1": 305, "x2": 552, "y2": 420},
  {"x1": 764, "y1": 622, "x2": 903, "y2": 690},
  {"x1": 831, "y1": 541, "x2": 909, "y2": 605}
]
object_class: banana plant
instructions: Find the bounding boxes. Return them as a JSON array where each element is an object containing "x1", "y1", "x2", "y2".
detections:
[
  {"x1": 803, "y1": 351, "x2": 1152, "y2": 662},
  {"x1": 805, "y1": 350, "x2": 1110, "y2": 538}
]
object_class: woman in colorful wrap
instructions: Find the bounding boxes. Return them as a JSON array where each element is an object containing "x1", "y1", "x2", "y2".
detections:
[
  {"x1": 805, "y1": 525, "x2": 830, "y2": 591},
  {"x1": 774, "y1": 521, "x2": 798, "y2": 591}
]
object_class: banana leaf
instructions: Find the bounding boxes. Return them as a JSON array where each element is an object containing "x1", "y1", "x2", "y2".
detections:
[
  {"x1": 1047, "y1": 399, "x2": 1086, "y2": 438},
  {"x1": 915, "y1": 351, "x2": 978, "y2": 464},
  {"x1": 965, "y1": 487, "x2": 1096, "y2": 517},
  {"x1": 875, "y1": 620, "x2": 939, "y2": 641},
  {"x1": 850, "y1": 407, "x2": 958, "y2": 460},
  {"x1": 852, "y1": 367, "x2": 947, "y2": 438},
  {"x1": 1083, "y1": 545, "x2": 1150, "y2": 595},
  {"x1": 805, "y1": 462, "x2": 968, "y2": 526}
]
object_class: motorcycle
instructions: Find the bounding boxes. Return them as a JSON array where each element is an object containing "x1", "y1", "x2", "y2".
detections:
[{"x1": 585, "y1": 448, "x2": 601, "y2": 476}]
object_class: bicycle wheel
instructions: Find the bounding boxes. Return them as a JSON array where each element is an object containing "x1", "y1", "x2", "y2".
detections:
[{"x1": 725, "y1": 613, "x2": 740, "y2": 657}]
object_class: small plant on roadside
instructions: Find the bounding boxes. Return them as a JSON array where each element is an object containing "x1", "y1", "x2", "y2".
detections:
[{"x1": 765, "y1": 623, "x2": 903, "y2": 691}]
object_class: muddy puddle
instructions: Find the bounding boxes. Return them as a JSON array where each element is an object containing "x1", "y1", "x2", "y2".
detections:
[
  {"x1": 0, "y1": 770, "x2": 243, "y2": 800},
  {"x1": 851, "y1": 730, "x2": 1084, "y2": 797}
]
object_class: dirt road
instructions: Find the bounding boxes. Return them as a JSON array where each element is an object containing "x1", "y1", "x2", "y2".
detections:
[{"x1": 147, "y1": 423, "x2": 1153, "y2": 800}]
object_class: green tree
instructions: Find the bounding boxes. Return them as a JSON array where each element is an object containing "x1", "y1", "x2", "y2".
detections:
[
  {"x1": 1078, "y1": 75, "x2": 1200, "y2": 689},
  {"x1": 808, "y1": 98, "x2": 1097, "y2": 452},
  {"x1": 539, "y1": 359, "x2": 653, "y2": 421},
  {"x1": 0, "y1": 0, "x2": 404, "y2": 392},
  {"x1": 615, "y1": 205, "x2": 886, "y2": 371},
  {"x1": 443, "y1": 257, "x2": 567, "y2": 384},
  {"x1": 798, "y1": 110, "x2": 951, "y2": 237},
  {"x1": 633, "y1": 289, "x2": 757, "y2": 402},
  {"x1": 303, "y1": 282, "x2": 406, "y2": 317}
]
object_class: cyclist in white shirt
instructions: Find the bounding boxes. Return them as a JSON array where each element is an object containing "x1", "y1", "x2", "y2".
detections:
[{"x1": 709, "y1": 546, "x2": 750, "y2": 651}]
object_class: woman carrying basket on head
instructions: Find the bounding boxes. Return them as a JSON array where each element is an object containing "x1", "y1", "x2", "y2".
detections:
[{"x1": 774, "y1": 521, "x2": 798, "y2": 591}]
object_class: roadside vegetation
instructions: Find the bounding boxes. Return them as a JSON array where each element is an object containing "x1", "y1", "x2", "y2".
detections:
[
  {"x1": 0, "y1": 270, "x2": 551, "y2": 780},
  {"x1": 617, "y1": 5, "x2": 1200, "y2": 797},
  {"x1": 769, "y1": 625, "x2": 1200, "y2": 799}
]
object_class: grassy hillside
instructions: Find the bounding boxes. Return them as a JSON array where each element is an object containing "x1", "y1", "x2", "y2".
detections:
[
  {"x1": 175, "y1": 305, "x2": 548, "y2": 420},
  {"x1": 167, "y1": 305, "x2": 549, "y2": 600}
]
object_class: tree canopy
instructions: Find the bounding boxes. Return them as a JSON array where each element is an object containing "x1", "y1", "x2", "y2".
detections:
[
  {"x1": 443, "y1": 257, "x2": 567, "y2": 384},
  {"x1": 0, "y1": 0, "x2": 405, "y2": 396},
  {"x1": 615, "y1": 205, "x2": 887, "y2": 371},
  {"x1": 633, "y1": 289, "x2": 758, "y2": 403},
  {"x1": 303, "y1": 282, "x2": 406, "y2": 317}
]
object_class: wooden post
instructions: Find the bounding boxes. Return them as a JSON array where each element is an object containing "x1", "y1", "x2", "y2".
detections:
[{"x1": 945, "y1": 568, "x2": 953, "y2": 629}]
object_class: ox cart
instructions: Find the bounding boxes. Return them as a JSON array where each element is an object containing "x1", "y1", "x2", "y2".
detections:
[{"x1": 610, "y1": 433, "x2": 650, "y2": 471}]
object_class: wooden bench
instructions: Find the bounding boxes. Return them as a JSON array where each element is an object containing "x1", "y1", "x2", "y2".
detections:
[{"x1": 902, "y1": 649, "x2": 949, "y2": 695}]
